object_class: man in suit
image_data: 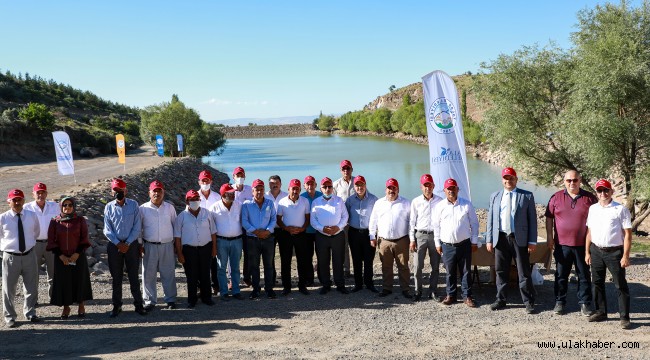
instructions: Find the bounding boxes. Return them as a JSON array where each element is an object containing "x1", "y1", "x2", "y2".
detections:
[{"x1": 486, "y1": 167, "x2": 538, "y2": 314}]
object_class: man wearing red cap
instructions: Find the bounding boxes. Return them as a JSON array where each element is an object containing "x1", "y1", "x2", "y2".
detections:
[
  {"x1": 585, "y1": 179, "x2": 632, "y2": 329},
  {"x1": 174, "y1": 189, "x2": 217, "y2": 307},
  {"x1": 139, "y1": 180, "x2": 178, "y2": 311},
  {"x1": 486, "y1": 167, "x2": 538, "y2": 314},
  {"x1": 345, "y1": 175, "x2": 379, "y2": 293},
  {"x1": 265, "y1": 175, "x2": 287, "y2": 285},
  {"x1": 197, "y1": 170, "x2": 221, "y2": 295},
  {"x1": 369, "y1": 178, "x2": 412, "y2": 299},
  {"x1": 103, "y1": 178, "x2": 146, "y2": 317},
  {"x1": 277, "y1": 179, "x2": 311, "y2": 295},
  {"x1": 300, "y1": 175, "x2": 323, "y2": 286},
  {"x1": 1, "y1": 189, "x2": 41, "y2": 327},
  {"x1": 432, "y1": 178, "x2": 480, "y2": 307},
  {"x1": 408, "y1": 174, "x2": 443, "y2": 301},
  {"x1": 333, "y1": 159, "x2": 354, "y2": 278},
  {"x1": 24, "y1": 182, "x2": 59, "y2": 303},
  {"x1": 545, "y1": 170, "x2": 597, "y2": 316},
  {"x1": 311, "y1": 177, "x2": 350, "y2": 295},
  {"x1": 232, "y1": 166, "x2": 253, "y2": 287},
  {"x1": 209, "y1": 183, "x2": 244, "y2": 301}
]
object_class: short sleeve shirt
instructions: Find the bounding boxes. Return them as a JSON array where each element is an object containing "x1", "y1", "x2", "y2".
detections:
[
  {"x1": 545, "y1": 189, "x2": 597, "y2": 246},
  {"x1": 586, "y1": 200, "x2": 632, "y2": 248}
]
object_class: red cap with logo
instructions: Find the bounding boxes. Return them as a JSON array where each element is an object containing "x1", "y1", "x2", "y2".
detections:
[
  {"x1": 219, "y1": 183, "x2": 236, "y2": 196},
  {"x1": 199, "y1": 170, "x2": 212, "y2": 181},
  {"x1": 354, "y1": 175, "x2": 366, "y2": 185},
  {"x1": 340, "y1": 159, "x2": 352, "y2": 169},
  {"x1": 594, "y1": 179, "x2": 612, "y2": 190},
  {"x1": 7, "y1": 189, "x2": 24, "y2": 200},
  {"x1": 289, "y1": 179, "x2": 301, "y2": 189},
  {"x1": 444, "y1": 178, "x2": 458, "y2": 189},
  {"x1": 33, "y1": 182, "x2": 47, "y2": 192},
  {"x1": 233, "y1": 167, "x2": 245, "y2": 177},
  {"x1": 304, "y1": 175, "x2": 316, "y2": 184},
  {"x1": 185, "y1": 189, "x2": 200, "y2": 200},
  {"x1": 502, "y1": 167, "x2": 517, "y2": 178},
  {"x1": 252, "y1": 179, "x2": 264, "y2": 188},
  {"x1": 111, "y1": 178, "x2": 126, "y2": 190},
  {"x1": 420, "y1": 174, "x2": 434, "y2": 185},
  {"x1": 321, "y1": 177, "x2": 333, "y2": 186},
  {"x1": 149, "y1": 180, "x2": 164, "y2": 191},
  {"x1": 385, "y1": 178, "x2": 399, "y2": 188}
]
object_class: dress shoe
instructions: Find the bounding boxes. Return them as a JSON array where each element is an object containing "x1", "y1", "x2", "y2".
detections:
[
  {"x1": 7, "y1": 319, "x2": 17, "y2": 328},
  {"x1": 378, "y1": 290, "x2": 392, "y2": 297},
  {"x1": 109, "y1": 306, "x2": 122, "y2": 318},
  {"x1": 620, "y1": 318, "x2": 631, "y2": 329},
  {"x1": 61, "y1": 307, "x2": 71, "y2": 319},
  {"x1": 305, "y1": 280, "x2": 314, "y2": 287},
  {"x1": 267, "y1": 290, "x2": 277, "y2": 299},
  {"x1": 402, "y1": 291, "x2": 412, "y2": 299},
  {"x1": 249, "y1": 291, "x2": 260, "y2": 300},
  {"x1": 580, "y1": 303, "x2": 594, "y2": 317},
  {"x1": 298, "y1": 287, "x2": 310, "y2": 295},
  {"x1": 232, "y1": 293, "x2": 244, "y2": 300},
  {"x1": 144, "y1": 304, "x2": 156, "y2": 312},
  {"x1": 212, "y1": 286, "x2": 220, "y2": 295},
  {"x1": 166, "y1": 302, "x2": 177, "y2": 309},
  {"x1": 553, "y1": 302, "x2": 565, "y2": 315},
  {"x1": 337, "y1": 286, "x2": 349, "y2": 294},
  {"x1": 242, "y1": 279, "x2": 252, "y2": 288},
  {"x1": 344, "y1": 271, "x2": 352, "y2": 279},
  {"x1": 187, "y1": 302, "x2": 196, "y2": 308},
  {"x1": 367, "y1": 285, "x2": 379, "y2": 293},
  {"x1": 525, "y1": 303, "x2": 535, "y2": 314},
  {"x1": 441, "y1": 296, "x2": 456, "y2": 305},
  {"x1": 351, "y1": 286, "x2": 363, "y2": 293},
  {"x1": 412, "y1": 291, "x2": 422, "y2": 302},
  {"x1": 490, "y1": 300, "x2": 506, "y2": 311},
  {"x1": 281, "y1": 288, "x2": 291, "y2": 296},
  {"x1": 134, "y1": 307, "x2": 148, "y2": 316},
  {"x1": 319, "y1": 286, "x2": 331, "y2": 295},
  {"x1": 588, "y1": 312, "x2": 607, "y2": 322},
  {"x1": 464, "y1": 297, "x2": 477, "y2": 308},
  {"x1": 202, "y1": 299, "x2": 215, "y2": 306},
  {"x1": 28, "y1": 315, "x2": 41, "y2": 322}
]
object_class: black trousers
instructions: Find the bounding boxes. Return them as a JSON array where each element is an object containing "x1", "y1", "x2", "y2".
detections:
[
  {"x1": 247, "y1": 236, "x2": 276, "y2": 292},
  {"x1": 315, "y1": 232, "x2": 345, "y2": 288},
  {"x1": 590, "y1": 244, "x2": 630, "y2": 319},
  {"x1": 107, "y1": 242, "x2": 143, "y2": 308},
  {"x1": 348, "y1": 227, "x2": 375, "y2": 287},
  {"x1": 494, "y1": 232, "x2": 536, "y2": 304},
  {"x1": 242, "y1": 232, "x2": 250, "y2": 282},
  {"x1": 554, "y1": 244, "x2": 592, "y2": 305},
  {"x1": 441, "y1": 240, "x2": 472, "y2": 299},
  {"x1": 210, "y1": 256, "x2": 220, "y2": 290},
  {"x1": 305, "y1": 233, "x2": 316, "y2": 284},
  {"x1": 182, "y1": 243, "x2": 213, "y2": 305},
  {"x1": 277, "y1": 229, "x2": 311, "y2": 289}
]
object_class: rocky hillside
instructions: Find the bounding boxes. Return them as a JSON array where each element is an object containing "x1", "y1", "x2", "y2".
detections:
[{"x1": 220, "y1": 123, "x2": 319, "y2": 138}]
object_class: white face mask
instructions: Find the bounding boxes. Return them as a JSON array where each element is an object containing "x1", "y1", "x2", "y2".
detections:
[
  {"x1": 200, "y1": 184, "x2": 211, "y2": 191},
  {"x1": 189, "y1": 201, "x2": 201, "y2": 211},
  {"x1": 234, "y1": 177, "x2": 245, "y2": 185}
]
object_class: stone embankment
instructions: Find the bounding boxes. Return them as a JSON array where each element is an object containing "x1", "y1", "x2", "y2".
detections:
[
  {"x1": 62, "y1": 158, "x2": 229, "y2": 275},
  {"x1": 220, "y1": 124, "x2": 320, "y2": 138}
]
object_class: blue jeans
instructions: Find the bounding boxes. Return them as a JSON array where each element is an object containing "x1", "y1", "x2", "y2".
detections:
[
  {"x1": 217, "y1": 237, "x2": 243, "y2": 295},
  {"x1": 441, "y1": 240, "x2": 472, "y2": 299}
]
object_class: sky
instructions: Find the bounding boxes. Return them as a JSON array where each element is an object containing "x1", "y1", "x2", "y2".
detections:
[{"x1": 0, "y1": 0, "x2": 620, "y2": 122}]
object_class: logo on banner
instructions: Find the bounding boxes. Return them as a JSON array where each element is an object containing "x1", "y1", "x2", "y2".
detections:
[
  {"x1": 117, "y1": 139, "x2": 125, "y2": 148},
  {"x1": 428, "y1": 97, "x2": 457, "y2": 134},
  {"x1": 432, "y1": 147, "x2": 463, "y2": 165}
]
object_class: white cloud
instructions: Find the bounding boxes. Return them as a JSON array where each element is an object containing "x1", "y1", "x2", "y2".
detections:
[{"x1": 202, "y1": 98, "x2": 270, "y2": 106}]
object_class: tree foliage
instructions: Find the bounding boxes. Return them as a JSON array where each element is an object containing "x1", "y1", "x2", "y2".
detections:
[
  {"x1": 140, "y1": 95, "x2": 225, "y2": 157},
  {"x1": 18, "y1": 102, "x2": 55, "y2": 130}
]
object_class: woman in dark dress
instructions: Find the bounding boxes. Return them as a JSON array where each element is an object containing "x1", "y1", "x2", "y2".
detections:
[{"x1": 47, "y1": 197, "x2": 93, "y2": 318}]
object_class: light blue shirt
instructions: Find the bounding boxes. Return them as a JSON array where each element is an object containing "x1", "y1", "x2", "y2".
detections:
[
  {"x1": 300, "y1": 191, "x2": 322, "y2": 234},
  {"x1": 242, "y1": 198, "x2": 277, "y2": 237},
  {"x1": 345, "y1": 191, "x2": 378, "y2": 229},
  {"x1": 103, "y1": 198, "x2": 142, "y2": 245}
]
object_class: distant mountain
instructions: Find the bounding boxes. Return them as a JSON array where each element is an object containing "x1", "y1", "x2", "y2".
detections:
[{"x1": 209, "y1": 115, "x2": 318, "y2": 126}]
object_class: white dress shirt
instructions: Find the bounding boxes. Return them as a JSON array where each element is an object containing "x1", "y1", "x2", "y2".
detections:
[
  {"x1": 24, "y1": 200, "x2": 60, "y2": 240},
  {"x1": 369, "y1": 196, "x2": 411, "y2": 240},
  {"x1": 310, "y1": 195, "x2": 349, "y2": 235},
  {"x1": 500, "y1": 188, "x2": 517, "y2": 233},
  {"x1": 432, "y1": 197, "x2": 480, "y2": 247},
  {"x1": 210, "y1": 200, "x2": 243, "y2": 238},
  {"x1": 174, "y1": 208, "x2": 216, "y2": 246},
  {"x1": 277, "y1": 196, "x2": 310, "y2": 227},
  {"x1": 0, "y1": 209, "x2": 40, "y2": 252},
  {"x1": 408, "y1": 194, "x2": 443, "y2": 241},
  {"x1": 333, "y1": 177, "x2": 354, "y2": 201},
  {"x1": 586, "y1": 200, "x2": 632, "y2": 248},
  {"x1": 235, "y1": 185, "x2": 253, "y2": 203},
  {"x1": 200, "y1": 189, "x2": 221, "y2": 210},
  {"x1": 140, "y1": 201, "x2": 177, "y2": 244}
]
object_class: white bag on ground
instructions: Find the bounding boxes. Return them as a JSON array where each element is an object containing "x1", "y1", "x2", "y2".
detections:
[{"x1": 531, "y1": 264, "x2": 544, "y2": 286}]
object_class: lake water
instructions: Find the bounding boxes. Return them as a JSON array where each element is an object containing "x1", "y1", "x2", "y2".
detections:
[{"x1": 203, "y1": 134, "x2": 559, "y2": 209}]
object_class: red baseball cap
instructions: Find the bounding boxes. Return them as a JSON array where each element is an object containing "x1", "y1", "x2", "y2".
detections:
[
  {"x1": 185, "y1": 189, "x2": 200, "y2": 200},
  {"x1": 219, "y1": 183, "x2": 236, "y2": 196},
  {"x1": 252, "y1": 179, "x2": 264, "y2": 188},
  {"x1": 321, "y1": 177, "x2": 333, "y2": 186},
  {"x1": 386, "y1": 178, "x2": 399, "y2": 188},
  {"x1": 233, "y1": 167, "x2": 245, "y2": 177},
  {"x1": 199, "y1": 170, "x2": 212, "y2": 181},
  {"x1": 33, "y1": 182, "x2": 47, "y2": 192},
  {"x1": 304, "y1": 175, "x2": 316, "y2": 184},
  {"x1": 595, "y1": 179, "x2": 612, "y2": 190},
  {"x1": 149, "y1": 180, "x2": 164, "y2": 191},
  {"x1": 7, "y1": 189, "x2": 24, "y2": 200},
  {"x1": 111, "y1": 178, "x2": 126, "y2": 190},
  {"x1": 502, "y1": 167, "x2": 517, "y2": 178},
  {"x1": 340, "y1": 160, "x2": 352, "y2": 169},
  {"x1": 354, "y1": 175, "x2": 366, "y2": 185},
  {"x1": 289, "y1": 179, "x2": 301, "y2": 189},
  {"x1": 420, "y1": 174, "x2": 434, "y2": 185},
  {"x1": 444, "y1": 178, "x2": 458, "y2": 189}
]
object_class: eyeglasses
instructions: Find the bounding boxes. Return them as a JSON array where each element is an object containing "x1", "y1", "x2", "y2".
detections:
[
  {"x1": 564, "y1": 179, "x2": 579, "y2": 183},
  {"x1": 596, "y1": 188, "x2": 610, "y2": 194},
  {"x1": 62, "y1": 203, "x2": 74, "y2": 208},
  {"x1": 322, "y1": 185, "x2": 333, "y2": 189}
]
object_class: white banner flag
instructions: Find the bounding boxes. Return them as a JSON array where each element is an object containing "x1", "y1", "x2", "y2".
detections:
[
  {"x1": 52, "y1": 131, "x2": 75, "y2": 176},
  {"x1": 422, "y1": 70, "x2": 471, "y2": 201}
]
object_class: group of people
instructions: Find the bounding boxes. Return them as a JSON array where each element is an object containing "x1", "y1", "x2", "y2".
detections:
[{"x1": 1, "y1": 161, "x2": 633, "y2": 330}]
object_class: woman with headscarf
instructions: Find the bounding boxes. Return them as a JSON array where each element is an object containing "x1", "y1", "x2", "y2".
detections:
[{"x1": 47, "y1": 197, "x2": 93, "y2": 319}]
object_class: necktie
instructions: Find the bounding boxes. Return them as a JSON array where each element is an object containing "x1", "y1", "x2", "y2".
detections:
[
  {"x1": 504, "y1": 192, "x2": 512, "y2": 234},
  {"x1": 17, "y1": 213, "x2": 26, "y2": 253}
]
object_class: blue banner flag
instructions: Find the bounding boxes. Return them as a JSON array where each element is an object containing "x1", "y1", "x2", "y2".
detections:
[
  {"x1": 155, "y1": 135, "x2": 164, "y2": 157},
  {"x1": 177, "y1": 134, "x2": 184, "y2": 152}
]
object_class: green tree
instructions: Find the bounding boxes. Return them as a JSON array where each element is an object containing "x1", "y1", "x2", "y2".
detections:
[
  {"x1": 140, "y1": 95, "x2": 225, "y2": 157},
  {"x1": 317, "y1": 114, "x2": 336, "y2": 131},
  {"x1": 18, "y1": 102, "x2": 55, "y2": 130}
]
